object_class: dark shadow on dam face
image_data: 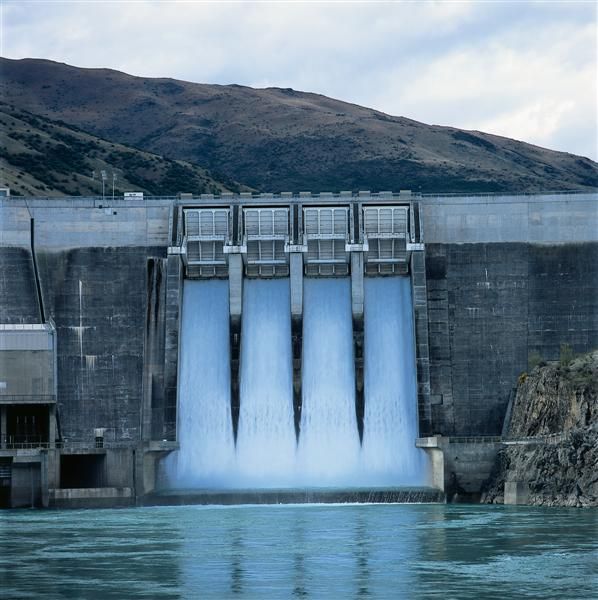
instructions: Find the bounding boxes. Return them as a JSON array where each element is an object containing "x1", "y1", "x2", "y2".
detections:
[
  {"x1": 6, "y1": 405, "x2": 50, "y2": 447},
  {"x1": 60, "y1": 454, "x2": 105, "y2": 488}
]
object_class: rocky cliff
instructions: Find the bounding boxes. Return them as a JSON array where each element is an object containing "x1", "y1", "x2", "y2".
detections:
[{"x1": 482, "y1": 350, "x2": 597, "y2": 507}]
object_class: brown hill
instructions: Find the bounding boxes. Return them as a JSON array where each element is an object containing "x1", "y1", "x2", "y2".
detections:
[
  {"x1": 0, "y1": 103, "x2": 242, "y2": 196},
  {"x1": 1, "y1": 57, "x2": 597, "y2": 193}
]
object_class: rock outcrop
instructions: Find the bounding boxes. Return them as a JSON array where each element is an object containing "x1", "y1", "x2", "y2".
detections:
[{"x1": 482, "y1": 350, "x2": 597, "y2": 507}]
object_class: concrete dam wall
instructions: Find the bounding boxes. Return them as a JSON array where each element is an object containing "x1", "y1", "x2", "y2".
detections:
[
  {"x1": 421, "y1": 195, "x2": 598, "y2": 436},
  {"x1": 0, "y1": 191, "x2": 596, "y2": 507}
]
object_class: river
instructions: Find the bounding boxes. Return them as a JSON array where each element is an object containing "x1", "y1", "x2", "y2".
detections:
[{"x1": 1, "y1": 504, "x2": 596, "y2": 599}]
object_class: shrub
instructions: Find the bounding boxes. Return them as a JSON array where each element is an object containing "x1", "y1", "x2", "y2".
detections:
[
  {"x1": 559, "y1": 343, "x2": 575, "y2": 368},
  {"x1": 528, "y1": 351, "x2": 544, "y2": 370}
]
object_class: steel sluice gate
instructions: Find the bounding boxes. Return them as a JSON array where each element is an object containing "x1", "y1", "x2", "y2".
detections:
[{"x1": 180, "y1": 201, "x2": 417, "y2": 279}]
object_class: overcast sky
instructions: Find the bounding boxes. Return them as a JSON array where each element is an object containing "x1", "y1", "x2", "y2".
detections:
[{"x1": 2, "y1": 0, "x2": 597, "y2": 160}]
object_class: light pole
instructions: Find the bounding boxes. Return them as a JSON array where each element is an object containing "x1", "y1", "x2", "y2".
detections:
[
  {"x1": 101, "y1": 170, "x2": 107, "y2": 201},
  {"x1": 112, "y1": 173, "x2": 117, "y2": 201}
]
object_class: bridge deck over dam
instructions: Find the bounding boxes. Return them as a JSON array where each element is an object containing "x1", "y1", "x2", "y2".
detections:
[{"x1": 0, "y1": 190, "x2": 596, "y2": 507}]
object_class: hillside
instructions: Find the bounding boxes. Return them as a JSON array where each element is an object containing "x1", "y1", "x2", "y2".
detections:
[
  {"x1": 0, "y1": 103, "x2": 242, "y2": 197},
  {"x1": 2, "y1": 58, "x2": 597, "y2": 194}
]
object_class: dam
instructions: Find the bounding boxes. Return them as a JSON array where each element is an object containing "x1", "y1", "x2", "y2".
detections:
[{"x1": 0, "y1": 190, "x2": 596, "y2": 508}]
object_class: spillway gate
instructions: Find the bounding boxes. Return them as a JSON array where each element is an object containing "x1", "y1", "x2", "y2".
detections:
[{"x1": 168, "y1": 192, "x2": 430, "y2": 442}]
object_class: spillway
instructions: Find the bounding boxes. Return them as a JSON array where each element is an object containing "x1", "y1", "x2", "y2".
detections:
[
  {"x1": 168, "y1": 275, "x2": 426, "y2": 489},
  {"x1": 297, "y1": 278, "x2": 361, "y2": 485},
  {"x1": 235, "y1": 279, "x2": 296, "y2": 486},
  {"x1": 165, "y1": 280, "x2": 235, "y2": 487},
  {"x1": 362, "y1": 277, "x2": 427, "y2": 485}
]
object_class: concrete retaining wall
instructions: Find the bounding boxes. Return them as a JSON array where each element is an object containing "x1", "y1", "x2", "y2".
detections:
[
  {"x1": 0, "y1": 247, "x2": 40, "y2": 324},
  {"x1": 443, "y1": 441, "x2": 502, "y2": 498},
  {"x1": 50, "y1": 486, "x2": 134, "y2": 509}
]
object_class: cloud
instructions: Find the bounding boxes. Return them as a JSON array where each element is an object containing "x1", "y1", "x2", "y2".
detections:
[{"x1": 2, "y1": 0, "x2": 596, "y2": 159}]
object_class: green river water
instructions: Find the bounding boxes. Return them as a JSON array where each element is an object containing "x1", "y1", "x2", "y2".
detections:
[{"x1": 1, "y1": 503, "x2": 596, "y2": 599}]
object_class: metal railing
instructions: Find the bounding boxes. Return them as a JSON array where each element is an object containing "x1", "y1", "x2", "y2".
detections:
[
  {"x1": 0, "y1": 432, "x2": 138, "y2": 451},
  {"x1": 0, "y1": 441, "x2": 138, "y2": 451},
  {"x1": 58, "y1": 440, "x2": 136, "y2": 450},
  {"x1": 448, "y1": 436, "x2": 503, "y2": 444},
  {"x1": 502, "y1": 433, "x2": 567, "y2": 445},
  {"x1": 419, "y1": 189, "x2": 594, "y2": 198},
  {"x1": 4, "y1": 189, "x2": 594, "y2": 204},
  {"x1": 162, "y1": 424, "x2": 177, "y2": 442},
  {"x1": 1, "y1": 434, "x2": 50, "y2": 449},
  {"x1": 418, "y1": 433, "x2": 570, "y2": 446},
  {"x1": 0, "y1": 395, "x2": 56, "y2": 404}
]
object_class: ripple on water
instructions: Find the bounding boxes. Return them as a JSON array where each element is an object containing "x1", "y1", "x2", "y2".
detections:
[{"x1": 1, "y1": 504, "x2": 596, "y2": 599}]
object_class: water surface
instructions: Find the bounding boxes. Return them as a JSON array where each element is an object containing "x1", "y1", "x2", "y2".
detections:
[{"x1": 1, "y1": 504, "x2": 596, "y2": 599}]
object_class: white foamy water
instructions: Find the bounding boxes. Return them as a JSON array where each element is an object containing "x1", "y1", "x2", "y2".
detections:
[
  {"x1": 235, "y1": 279, "x2": 297, "y2": 486},
  {"x1": 166, "y1": 275, "x2": 426, "y2": 489},
  {"x1": 362, "y1": 277, "x2": 427, "y2": 484},
  {"x1": 165, "y1": 280, "x2": 235, "y2": 487},
  {"x1": 297, "y1": 278, "x2": 361, "y2": 484}
]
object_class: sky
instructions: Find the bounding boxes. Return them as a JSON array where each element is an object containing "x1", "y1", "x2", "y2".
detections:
[{"x1": 2, "y1": 0, "x2": 597, "y2": 160}]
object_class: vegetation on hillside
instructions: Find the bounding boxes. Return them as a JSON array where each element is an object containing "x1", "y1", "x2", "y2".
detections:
[
  {"x1": 1, "y1": 58, "x2": 597, "y2": 194},
  {"x1": 0, "y1": 103, "x2": 244, "y2": 197}
]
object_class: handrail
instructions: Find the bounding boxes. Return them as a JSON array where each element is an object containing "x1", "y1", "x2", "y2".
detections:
[
  {"x1": 0, "y1": 394, "x2": 56, "y2": 404},
  {"x1": 418, "y1": 432, "x2": 570, "y2": 445},
  {"x1": 448, "y1": 436, "x2": 503, "y2": 444},
  {"x1": 2, "y1": 189, "x2": 594, "y2": 203},
  {"x1": 0, "y1": 439, "x2": 137, "y2": 450}
]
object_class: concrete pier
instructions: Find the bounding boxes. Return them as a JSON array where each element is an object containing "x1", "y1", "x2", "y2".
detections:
[
  {"x1": 350, "y1": 251, "x2": 365, "y2": 440},
  {"x1": 163, "y1": 252, "x2": 183, "y2": 440},
  {"x1": 417, "y1": 436, "x2": 503, "y2": 501},
  {"x1": 227, "y1": 252, "x2": 243, "y2": 440},
  {"x1": 289, "y1": 251, "x2": 304, "y2": 438}
]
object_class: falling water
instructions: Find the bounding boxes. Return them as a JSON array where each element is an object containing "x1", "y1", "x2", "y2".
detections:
[
  {"x1": 362, "y1": 277, "x2": 427, "y2": 484},
  {"x1": 298, "y1": 278, "x2": 361, "y2": 484},
  {"x1": 236, "y1": 279, "x2": 296, "y2": 486},
  {"x1": 166, "y1": 275, "x2": 426, "y2": 490},
  {"x1": 165, "y1": 280, "x2": 235, "y2": 487}
]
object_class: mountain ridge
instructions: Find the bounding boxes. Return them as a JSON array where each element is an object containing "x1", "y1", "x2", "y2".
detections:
[{"x1": 1, "y1": 57, "x2": 596, "y2": 194}]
